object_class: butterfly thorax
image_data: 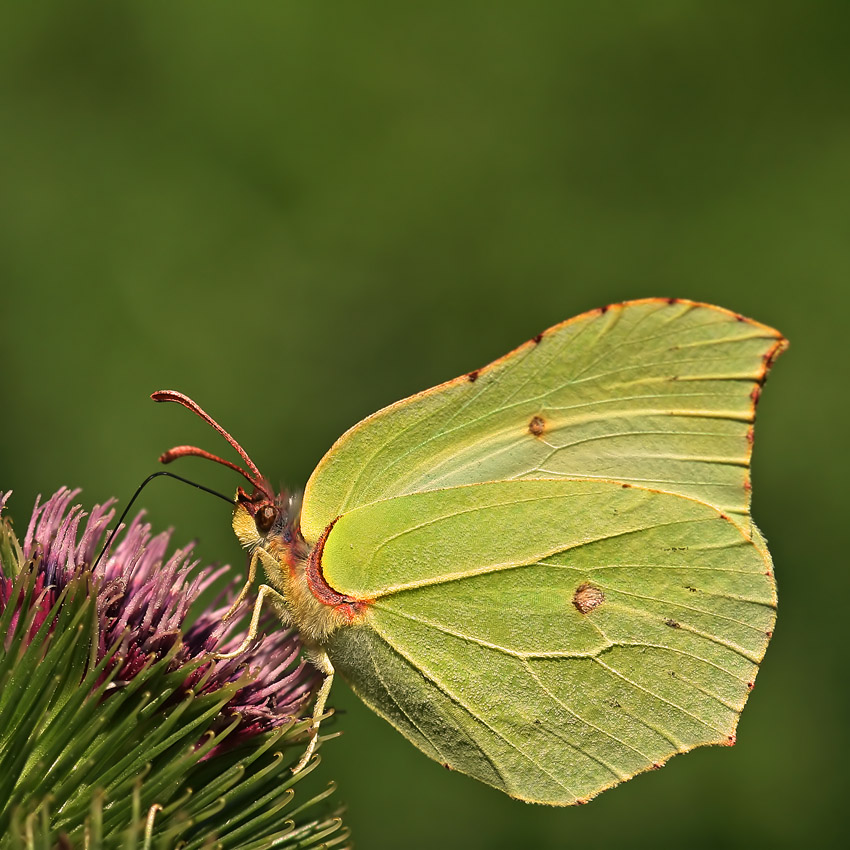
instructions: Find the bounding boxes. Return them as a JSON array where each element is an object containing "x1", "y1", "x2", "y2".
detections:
[{"x1": 232, "y1": 489, "x2": 368, "y2": 644}]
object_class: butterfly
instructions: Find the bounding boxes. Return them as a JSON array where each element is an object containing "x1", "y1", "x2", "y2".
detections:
[{"x1": 153, "y1": 298, "x2": 786, "y2": 806}]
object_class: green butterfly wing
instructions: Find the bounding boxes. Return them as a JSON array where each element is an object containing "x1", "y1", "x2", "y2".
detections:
[
  {"x1": 321, "y1": 480, "x2": 775, "y2": 804},
  {"x1": 300, "y1": 299, "x2": 785, "y2": 543},
  {"x1": 297, "y1": 299, "x2": 785, "y2": 803}
]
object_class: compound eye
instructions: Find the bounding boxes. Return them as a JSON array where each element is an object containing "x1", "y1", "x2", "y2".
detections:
[{"x1": 255, "y1": 504, "x2": 277, "y2": 534}]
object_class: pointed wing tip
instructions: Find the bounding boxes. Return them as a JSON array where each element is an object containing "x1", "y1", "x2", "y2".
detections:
[{"x1": 631, "y1": 298, "x2": 789, "y2": 376}]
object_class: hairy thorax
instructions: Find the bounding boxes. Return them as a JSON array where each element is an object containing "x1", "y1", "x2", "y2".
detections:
[{"x1": 232, "y1": 492, "x2": 367, "y2": 645}]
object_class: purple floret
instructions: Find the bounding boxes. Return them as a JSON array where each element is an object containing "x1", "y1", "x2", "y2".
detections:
[{"x1": 1, "y1": 487, "x2": 318, "y2": 746}]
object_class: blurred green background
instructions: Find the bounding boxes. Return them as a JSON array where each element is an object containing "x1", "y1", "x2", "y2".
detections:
[{"x1": 0, "y1": 2, "x2": 845, "y2": 848}]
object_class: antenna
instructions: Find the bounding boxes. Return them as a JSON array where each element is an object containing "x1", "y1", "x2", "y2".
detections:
[{"x1": 151, "y1": 391, "x2": 273, "y2": 499}]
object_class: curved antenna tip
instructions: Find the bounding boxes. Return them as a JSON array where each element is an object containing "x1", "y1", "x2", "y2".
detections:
[
  {"x1": 150, "y1": 389, "x2": 272, "y2": 499},
  {"x1": 151, "y1": 390, "x2": 182, "y2": 403}
]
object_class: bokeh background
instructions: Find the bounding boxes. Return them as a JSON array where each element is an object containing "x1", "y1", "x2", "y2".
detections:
[{"x1": 1, "y1": 3, "x2": 845, "y2": 848}]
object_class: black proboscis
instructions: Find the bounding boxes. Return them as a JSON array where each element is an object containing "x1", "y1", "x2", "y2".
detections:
[{"x1": 91, "y1": 471, "x2": 234, "y2": 572}]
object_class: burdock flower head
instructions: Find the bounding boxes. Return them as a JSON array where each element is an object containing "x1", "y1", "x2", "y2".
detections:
[{"x1": 0, "y1": 488, "x2": 350, "y2": 850}]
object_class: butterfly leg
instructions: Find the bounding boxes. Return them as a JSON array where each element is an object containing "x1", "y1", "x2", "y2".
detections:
[
  {"x1": 292, "y1": 649, "x2": 335, "y2": 774},
  {"x1": 213, "y1": 580, "x2": 288, "y2": 660},
  {"x1": 221, "y1": 547, "x2": 261, "y2": 623}
]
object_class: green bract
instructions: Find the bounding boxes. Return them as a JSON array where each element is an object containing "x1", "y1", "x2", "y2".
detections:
[{"x1": 0, "y1": 492, "x2": 350, "y2": 849}]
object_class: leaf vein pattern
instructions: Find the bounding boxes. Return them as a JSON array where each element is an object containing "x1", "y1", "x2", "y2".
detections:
[
  {"x1": 441, "y1": 344, "x2": 535, "y2": 431},
  {"x1": 544, "y1": 390, "x2": 752, "y2": 414},
  {"x1": 603, "y1": 600, "x2": 762, "y2": 664},
  {"x1": 369, "y1": 491, "x2": 607, "y2": 560},
  {"x1": 574, "y1": 312, "x2": 775, "y2": 375},
  {"x1": 665, "y1": 668, "x2": 741, "y2": 712},
  {"x1": 498, "y1": 319, "x2": 592, "y2": 407},
  {"x1": 524, "y1": 642, "x2": 752, "y2": 686},
  {"x1": 548, "y1": 430, "x2": 748, "y2": 452},
  {"x1": 373, "y1": 605, "x2": 610, "y2": 659},
  {"x1": 373, "y1": 517, "x2": 717, "y2": 596},
  {"x1": 399, "y1": 387, "x2": 755, "y2": 493},
  {"x1": 591, "y1": 658, "x2": 726, "y2": 736},
  {"x1": 567, "y1": 312, "x2": 729, "y2": 381},
  {"x1": 533, "y1": 470, "x2": 744, "y2": 487},
  {"x1": 372, "y1": 612, "x2": 637, "y2": 784},
  {"x1": 363, "y1": 633, "x2": 452, "y2": 766},
  {"x1": 537, "y1": 562, "x2": 762, "y2": 575},
  {"x1": 353, "y1": 375, "x2": 755, "y2": 508},
  {"x1": 370, "y1": 620, "x2": 579, "y2": 798},
  {"x1": 669, "y1": 331, "x2": 775, "y2": 350},
  {"x1": 376, "y1": 595, "x2": 757, "y2": 686},
  {"x1": 347, "y1": 346, "x2": 536, "y2": 502},
  {"x1": 595, "y1": 585, "x2": 770, "y2": 632},
  {"x1": 568, "y1": 354, "x2": 762, "y2": 387},
  {"x1": 521, "y1": 661, "x2": 652, "y2": 768},
  {"x1": 605, "y1": 643, "x2": 751, "y2": 683},
  {"x1": 338, "y1": 387, "x2": 461, "y2": 511},
  {"x1": 534, "y1": 445, "x2": 748, "y2": 472}
]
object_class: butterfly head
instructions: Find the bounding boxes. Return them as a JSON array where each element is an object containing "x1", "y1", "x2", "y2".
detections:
[
  {"x1": 232, "y1": 486, "x2": 303, "y2": 554},
  {"x1": 232, "y1": 487, "x2": 278, "y2": 547}
]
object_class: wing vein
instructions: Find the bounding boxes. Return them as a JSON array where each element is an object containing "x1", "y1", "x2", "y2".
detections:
[
  {"x1": 592, "y1": 657, "x2": 726, "y2": 736},
  {"x1": 370, "y1": 620, "x2": 581, "y2": 798}
]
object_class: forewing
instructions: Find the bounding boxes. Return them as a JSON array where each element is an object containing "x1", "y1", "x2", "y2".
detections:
[
  {"x1": 301, "y1": 300, "x2": 785, "y2": 542},
  {"x1": 322, "y1": 480, "x2": 775, "y2": 805}
]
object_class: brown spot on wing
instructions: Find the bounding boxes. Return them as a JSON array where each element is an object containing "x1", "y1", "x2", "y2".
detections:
[
  {"x1": 763, "y1": 342, "x2": 784, "y2": 372},
  {"x1": 573, "y1": 583, "x2": 605, "y2": 614},
  {"x1": 528, "y1": 415, "x2": 546, "y2": 437},
  {"x1": 467, "y1": 369, "x2": 479, "y2": 383},
  {"x1": 749, "y1": 336, "x2": 787, "y2": 404}
]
